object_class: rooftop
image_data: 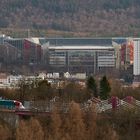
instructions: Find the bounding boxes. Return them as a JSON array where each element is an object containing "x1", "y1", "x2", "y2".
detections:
[
  {"x1": 48, "y1": 45, "x2": 113, "y2": 50},
  {"x1": 40, "y1": 38, "x2": 113, "y2": 46}
]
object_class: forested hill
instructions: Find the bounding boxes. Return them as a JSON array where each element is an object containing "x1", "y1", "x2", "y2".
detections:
[{"x1": 1, "y1": 0, "x2": 140, "y2": 37}]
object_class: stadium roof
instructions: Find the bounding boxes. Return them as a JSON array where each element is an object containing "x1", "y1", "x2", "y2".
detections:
[
  {"x1": 48, "y1": 45, "x2": 113, "y2": 50},
  {"x1": 40, "y1": 38, "x2": 112, "y2": 46}
]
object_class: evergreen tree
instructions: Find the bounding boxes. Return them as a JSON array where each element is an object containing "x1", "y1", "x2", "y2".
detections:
[
  {"x1": 100, "y1": 76, "x2": 111, "y2": 100},
  {"x1": 87, "y1": 76, "x2": 98, "y2": 97}
]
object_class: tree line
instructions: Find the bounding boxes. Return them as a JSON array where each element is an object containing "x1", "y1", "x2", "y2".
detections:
[
  {"x1": 1, "y1": 101, "x2": 140, "y2": 140},
  {"x1": 1, "y1": 0, "x2": 140, "y2": 36},
  {"x1": 0, "y1": 75, "x2": 111, "y2": 102},
  {"x1": 1, "y1": 75, "x2": 140, "y2": 102},
  {"x1": 0, "y1": 102, "x2": 119, "y2": 140},
  {"x1": 0, "y1": 75, "x2": 140, "y2": 139}
]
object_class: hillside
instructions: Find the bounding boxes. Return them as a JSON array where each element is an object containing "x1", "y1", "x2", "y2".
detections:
[{"x1": 0, "y1": 0, "x2": 140, "y2": 37}]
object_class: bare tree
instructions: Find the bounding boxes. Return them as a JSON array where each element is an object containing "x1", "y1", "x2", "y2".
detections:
[
  {"x1": 16, "y1": 118, "x2": 44, "y2": 140},
  {"x1": 0, "y1": 124, "x2": 12, "y2": 140},
  {"x1": 66, "y1": 101, "x2": 86, "y2": 140},
  {"x1": 49, "y1": 107, "x2": 62, "y2": 140}
]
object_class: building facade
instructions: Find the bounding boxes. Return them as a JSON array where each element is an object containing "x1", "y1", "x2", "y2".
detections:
[
  {"x1": 133, "y1": 38, "x2": 140, "y2": 76},
  {"x1": 4, "y1": 38, "x2": 42, "y2": 65},
  {"x1": 112, "y1": 38, "x2": 134, "y2": 70},
  {"x1": 47, "y1": 45, "x2": 115, "y2": 74},
  {"x1": 0, "y1": 36, "x2": 135, "y2": 76}
]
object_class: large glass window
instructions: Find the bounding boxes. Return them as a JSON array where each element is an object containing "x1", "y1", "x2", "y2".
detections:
[{"x1": 49, "y1": 51, "x2": 66, "y2": 66}]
